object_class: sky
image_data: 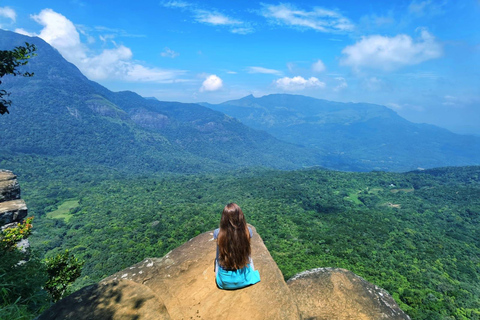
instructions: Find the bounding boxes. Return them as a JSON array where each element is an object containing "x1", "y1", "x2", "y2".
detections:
[{"x1": 0, "y1": 0, "x2": 479, "y2": 134}]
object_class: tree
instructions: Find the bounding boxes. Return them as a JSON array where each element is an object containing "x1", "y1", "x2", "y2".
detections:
[
  {"x1": 0, "y1": 216, "x2": 84, "y2": 318},
  {"x1": 0, "y1": 42, "x2": 36, "y2": 115},
  {"x1": 0, "y1": 216, "x2": 33, "y2": 250},
  {"x1": 0, "y1": 217, "x2": 49, "y2": 319},
  {"x1": 44, "y1": 250, "x2": 84, "y2": 302}
]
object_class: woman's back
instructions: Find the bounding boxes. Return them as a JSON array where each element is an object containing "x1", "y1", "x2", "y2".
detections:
[{"x1": 214, "y1": 203, "x2": 260, "y2": 289}]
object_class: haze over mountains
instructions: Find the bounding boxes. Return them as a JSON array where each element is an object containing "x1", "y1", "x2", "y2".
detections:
[
  {"x1": 2, "y1": 29, "x2": 480, "y2": 173},
  {"x1": 203, "y1": 95, "x2": 480, "y2": 171}
]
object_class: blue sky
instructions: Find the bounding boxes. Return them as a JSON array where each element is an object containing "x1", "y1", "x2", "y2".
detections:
[{"x1": 1, "y1": 0, "x2": 479, "y2": 134}]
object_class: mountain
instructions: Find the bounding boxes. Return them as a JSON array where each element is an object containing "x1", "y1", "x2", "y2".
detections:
[
  {"x1": 202, "y1": 94, "x2": 480, "y2": 171},
  {"x1": 0, "y1": 30, "x2": 321, "y2": 174},
  {"x1": 3, "y1": 29, "x2": 478, "y2": 174}
]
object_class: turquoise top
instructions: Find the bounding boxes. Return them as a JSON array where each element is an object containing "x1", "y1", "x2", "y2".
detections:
[{"x1": 213, "y1": 227, "x2": 261, "y2": 290}]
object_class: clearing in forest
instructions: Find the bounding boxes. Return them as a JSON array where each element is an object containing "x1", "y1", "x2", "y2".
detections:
[{"x1": 46, "y1": 200, "x2": 79, "y2": 222}]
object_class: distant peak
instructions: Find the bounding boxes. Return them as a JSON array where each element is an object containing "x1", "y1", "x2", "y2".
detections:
[{"x1": 241, "y1": 94, "x2": 256, "y2": 100}]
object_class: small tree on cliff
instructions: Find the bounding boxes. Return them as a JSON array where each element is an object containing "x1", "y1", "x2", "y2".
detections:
[
  {"x1": 0, "y1": 217, "x2": 84, "y2": 318},
  {"x1": 0, "y1": 42, "x2": 36, "y2": 115},
  {"x1": 44, "y1": 249, "x2": 84, "y2": 302},
  {"x1": 0, "y1": 217, "x2": 48, "y2": 318}
]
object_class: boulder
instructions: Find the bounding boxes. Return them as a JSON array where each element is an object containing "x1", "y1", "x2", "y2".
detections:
[
  {"x1": 0, "y1": 170, "x2": 20, "y2": 202},
  {"x1": 0, "y1": 199, "x2": 28, "y2": 225},
  {"x1": 103, "y1": 226, "x2": 300, "y2": 320},
  {"x1": 0, "y1": 170, "x2": 27, "y2": 227},
  {"x1": 287, "y1": 267, "x2": 410, "y2": 320}
]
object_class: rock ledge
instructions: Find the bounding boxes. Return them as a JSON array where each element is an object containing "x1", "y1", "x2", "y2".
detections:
[{"x1": 39, "y1": 227, "x2": 410, "y2": 320}]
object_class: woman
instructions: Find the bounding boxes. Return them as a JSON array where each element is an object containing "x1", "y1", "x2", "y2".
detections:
[{"x1": 213, "y1": 203, "x2": 261, "y2": 290}]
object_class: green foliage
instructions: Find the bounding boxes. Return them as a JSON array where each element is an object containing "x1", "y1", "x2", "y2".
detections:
[
  {"x1": 5, "y1": 164, "x2": 475, "y2": 319},
  {"x1": 0, "y1": 212, "x2": 83, "y2": 318},
  {"x1": 0, "y1": 216, "x2": 50, "y2": 319},
  {"x1": 0, "y1": 288, "x2": 41, "y2": 320},
  {"x1": 0, "y1": 245, "x2": 48, "y2": 320},
  {"x1": 1, "y1": 217, "x2": 34, "y2": 251},
  {"x1": 44, "y1": 250, "x2": 84, "y2": 302},
  {"x1": 0, "y1": 42, "x2": 36, "y2": 115}
]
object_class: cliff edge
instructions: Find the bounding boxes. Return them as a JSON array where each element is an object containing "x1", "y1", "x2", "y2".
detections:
[
  {"x1": 0, "y1": 170, "x2": 27, "y2": 229},
  {"x1": 38, "y1": 227, "x2": 410, "y2": 320}
]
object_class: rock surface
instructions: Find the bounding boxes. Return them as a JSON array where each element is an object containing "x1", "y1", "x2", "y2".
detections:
[
  {"x1": 0, "y1": 199, "x2": 28, "y2": 226},
  {"x1": 288, "y1": 268, "x2": 410, "y2": 320},
  {"x1": 39, "y1": 227, "x2": 410, "y2": 320},
  {"x1": 37, "y1": 279, "x2": 171, "y2": 320},
  {"x1": 0, "y1": 170, "x2": 20, "y2": 202},
  {"x1": 102, "y1": 226, "x2": 300, "y2": 320},
  {"x1": 0, "y1": 170, "x2": 27, "y2": 227}
]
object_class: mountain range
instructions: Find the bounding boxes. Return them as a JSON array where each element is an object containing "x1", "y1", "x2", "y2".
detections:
[
  {"x1": 202, "y1": 94, "x2": 480, "y2": 171},
  {"x1": 0, "y1": 29, "x2": 320, "y2": 174},
  {"x1": 1, "y1": 29, "x2": 480, "y2": 173}
]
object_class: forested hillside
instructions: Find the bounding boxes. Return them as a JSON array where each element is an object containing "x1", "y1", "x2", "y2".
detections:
[
  {"x1": 0, "y1": 30, "x2": 321, "y2": 174},
  {"x1": 11, "y1": 160, "x2": 479, "y2": 320},
  {"x1": 203, "y1": 94, "x2": 480, "y2": 171}
]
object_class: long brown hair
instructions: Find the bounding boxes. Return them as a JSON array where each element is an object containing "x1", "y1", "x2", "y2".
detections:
[{"x1": 217, "y1": 203, "x2": 251, "y2": 270}]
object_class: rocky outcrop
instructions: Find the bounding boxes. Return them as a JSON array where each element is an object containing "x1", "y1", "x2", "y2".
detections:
[
  {"x1": 0, "y1": 170, "x2": 21, "y2": 201},
  {"x1": 130, "y1": 109, "x2": 170, "y2": 130},
  {"x1": 40, "y1": 227, "x2": 299, "y2": 320},
  {"x1": 0, "y1": 170, "x2": 27, "y2": 228},
  {"x1": 288, "y1": 268, "x2": 410, "y2": 320},
  {"x1": 38, "y1": 279, "x2": 171, "y2": 320},
  {"x1": 39, "y1": 226, "x2": 410, "y2": 320}
]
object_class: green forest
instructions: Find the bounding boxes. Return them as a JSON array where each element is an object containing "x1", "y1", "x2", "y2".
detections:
[{"x1": 2, "y1": 155, "x2": 479, "y2": 320}]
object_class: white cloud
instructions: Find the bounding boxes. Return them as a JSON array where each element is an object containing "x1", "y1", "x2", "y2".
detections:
[
  {"x1": 408, "y1": 0, "x2": 446, "y2": 17},
  {"x1": 362, "y1": 77, "x2": 385, "y2": 91},
  {"x1": 441, "y1": 95, "x2": 474, "y2": 108},
  {"x1": 0, "y1": 6, "x2": 16, "y2": 23},
  {"x1": 247, "y1": 66, "x2": 282, "y2": 75},
  {"x1": 286, "y1": 62, "x2": 296, "y2": 73},
  {"x1": 14, "y1": 28, "x2": 35, "y2": 37},
  {"x1": 359, "y1": 14, "x2": 395, "y2": 31},
  {"x1": 161, "y1": 47, "x2": 179, "y2": 58},
  {"x1": 124, "y1": 64, "x2": 185, "y2": 82},
  {"x1": 442, "y1": 95, "x2": 457, "y2": 107},
  {"x1": 231, "y1": 27, "x2": 255, "y2": 35},
  {"x1": 27, "y1": 9, "x2": 185, "y2": 83},
  {"x1": 99, "y1": 34, "x2": 115, "y2": 42},
  {"x1": 312, "y1": 59, "x2": 326, "y2": 73},
  {"x1": 162, "y1": 0, "x2": 191, "y2": 8},
  {"x1": 32, "y1": 9, "x2": 88, "y2": 63},
  {"x1": 93, "y1": 25, "x2": 146, "y2": 39},
  {"x1": 275, "y1": 76, "x2": 325, "y2": 91},
  {"x1": 387, "y1": 102, "x2": 425, "y2": 112},
  {"x1": 261, "y1": 3, "x2": 354, "y2": 33},
  {"x1": 200, "y1": 75, "x2": 223, "y2": 92},
  {"x1": 163, "y1": 2, "x2": 250, "y2": 34},
  {"x1": 386, "y1": 102, "x2": 402, "y2": 110},
  {"x1": 195, "y1": 10, "x2": 241, "y2": 25},
  {"x1": 340, "y1": 29, "x2": 442, "y2": 71},
  {"x1": 333, "y1": 77, "x2": 347, "y2": 91},
  {"x1": 81, "y1": 46, "x2": 132, "y2": 80}
]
